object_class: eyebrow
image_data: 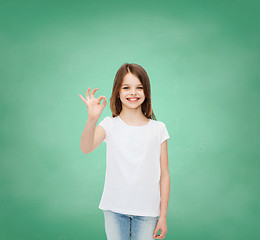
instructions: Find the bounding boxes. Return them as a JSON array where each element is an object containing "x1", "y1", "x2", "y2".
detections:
[{"x1": 122, "y1": 83, "x2": 143, "y2": 86}]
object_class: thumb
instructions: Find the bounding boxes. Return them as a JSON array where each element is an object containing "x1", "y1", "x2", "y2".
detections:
[{"x1": 153, "y1": 227, "x2": 159, "y2": 238}]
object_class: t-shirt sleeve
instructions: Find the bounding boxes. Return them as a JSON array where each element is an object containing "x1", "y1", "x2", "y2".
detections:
[
  {"x1": 98, "y1": 116, "x2": 111, "y2": 143},
  {"x1": 160, "y1": 122, "x2": 170, "y2": 144}
]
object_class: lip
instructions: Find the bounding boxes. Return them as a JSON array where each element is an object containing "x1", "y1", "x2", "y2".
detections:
[{"x1": 127, "y1": 98, "x2": 140, "y2": 102}]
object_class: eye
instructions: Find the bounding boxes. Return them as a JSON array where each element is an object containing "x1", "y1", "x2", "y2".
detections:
[{"x1": 122, "y1": 87, "x2": 143, "y2": 89}]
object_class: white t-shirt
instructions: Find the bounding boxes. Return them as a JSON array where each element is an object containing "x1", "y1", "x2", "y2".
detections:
[{"x1": 97, "y1": 115, "x2": 170, "y2": 217}]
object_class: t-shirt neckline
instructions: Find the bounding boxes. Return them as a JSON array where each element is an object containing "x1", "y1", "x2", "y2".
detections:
[{"x1": 117, "y1": 115, "x2": 151, "y2": 128}]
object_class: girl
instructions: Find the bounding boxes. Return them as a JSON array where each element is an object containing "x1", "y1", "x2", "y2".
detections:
[{"x1": 79, "y1": 63, "x2": 170, "y2": 240}]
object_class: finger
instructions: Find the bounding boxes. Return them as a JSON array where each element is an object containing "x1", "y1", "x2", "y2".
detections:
[
  {"x1": 156, "y1": 232, "x2": 165, "y2": 239},
  {"x1": 154, "y1": 230, "x2": 162, "y2": 238},
  {"x1": 79, "y1": 94, "x2": 86, "y2": 103},
  {"x1": 153, "y1": 229, "x2": 159, "y2": 237},
  {"x1": 157, "y1": 234, "x2": 164, "y2": 239},
  {"x1": 91, "y1": 88, "x2": 98, "y2": 99},
  {"x1": 86, "y1": 88, "x2": 91, "y2": 101},
  {"x1": 155, "y1": 237, "x2": 163, "y2": 240},
  {"x1": 155, "y1": 235, "x2": 163, "y2": 239},
  {"x1": 97, "y1": 96, "x2": 106, "y2": 105}
]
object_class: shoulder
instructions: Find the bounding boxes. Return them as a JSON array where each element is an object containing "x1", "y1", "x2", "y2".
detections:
[
  {"x1": 150, "y1": 119, "x2": 166, "y2": 128},
  {"x1": 103, "y1": 116, "x2": 114, "y2": 121},
  {"x1": 100, "y1": 116, "x2": 115, "y2": 122},
  {"x1": 98, "y1": 116, "x2": 115, "y2": 127},
  {"x1": 98, "y1": 116, "x2": 116, "y2": 135}
]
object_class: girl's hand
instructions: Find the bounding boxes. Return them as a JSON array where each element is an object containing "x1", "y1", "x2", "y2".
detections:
[
  {"x1": 153, "y1": 217, "x2": 168, "y2": 239},
  {"x1": 79, "y1": 88, "x2": 107, "y2": 120}
]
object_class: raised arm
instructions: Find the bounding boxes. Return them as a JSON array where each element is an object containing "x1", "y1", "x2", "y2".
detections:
[{"x1": 79, "y1": 88, "x2": 107, "y2": 154}]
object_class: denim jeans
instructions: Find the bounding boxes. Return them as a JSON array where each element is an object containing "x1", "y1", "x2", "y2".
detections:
[{"x1": 103, "y1": 210, "x2": 159, "y2": 240}]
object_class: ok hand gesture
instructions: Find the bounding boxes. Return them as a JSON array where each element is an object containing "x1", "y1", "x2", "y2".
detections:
[{"x1": 79, "y1": 88, "x2": 107, "y2": 120}]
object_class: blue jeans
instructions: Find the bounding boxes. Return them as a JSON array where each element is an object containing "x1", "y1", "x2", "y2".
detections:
[{"x1": 103, "y1": 210, "x2": 159, "y2": 240}]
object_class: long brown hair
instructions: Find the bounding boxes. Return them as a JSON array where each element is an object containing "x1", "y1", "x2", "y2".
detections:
[{"x1": 109, "y1": 63, "x2": 157, "y2": 120}]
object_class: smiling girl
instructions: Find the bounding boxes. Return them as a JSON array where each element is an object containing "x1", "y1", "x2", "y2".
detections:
[{"x1": 79, "y1": 63, "x2": 170, "y2": 239}]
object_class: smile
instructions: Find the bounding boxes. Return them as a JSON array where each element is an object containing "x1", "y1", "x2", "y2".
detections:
[{"x1": 127, "y1": 98, "x2": 140, "y2": 102}]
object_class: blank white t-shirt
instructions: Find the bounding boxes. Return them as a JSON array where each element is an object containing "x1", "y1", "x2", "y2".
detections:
[{"x1": 97, "y1": 115, "x2": 170, "y2": 217}]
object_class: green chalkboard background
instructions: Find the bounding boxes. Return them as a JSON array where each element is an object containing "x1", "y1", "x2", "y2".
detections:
[{"x1": 1, "y1": 0, "x2": 259, "y2": 239}]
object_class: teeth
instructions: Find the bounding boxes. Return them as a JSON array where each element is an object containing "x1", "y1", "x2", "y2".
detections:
[{"x1": 128, "y1": 98, "x2": 139, "y2": 100}]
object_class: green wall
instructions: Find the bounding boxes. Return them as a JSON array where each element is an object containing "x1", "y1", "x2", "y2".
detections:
[{"x1": 1, "y1": 0, "x2": 259, "y2": 239}]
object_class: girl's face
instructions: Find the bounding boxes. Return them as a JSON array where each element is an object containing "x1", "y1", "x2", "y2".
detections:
[{"x1": 119, "y1": 72, "x2": 145, "y2": 110}]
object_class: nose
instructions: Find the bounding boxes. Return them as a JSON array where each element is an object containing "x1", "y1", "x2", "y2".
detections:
[{"x1": 130, "y1": 88, "x2": 137, "y2": 95}]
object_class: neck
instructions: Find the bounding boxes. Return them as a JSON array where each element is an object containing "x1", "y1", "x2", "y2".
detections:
[{"x1": 119, "y1": 107, "x2": 147, "y2": 122}]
